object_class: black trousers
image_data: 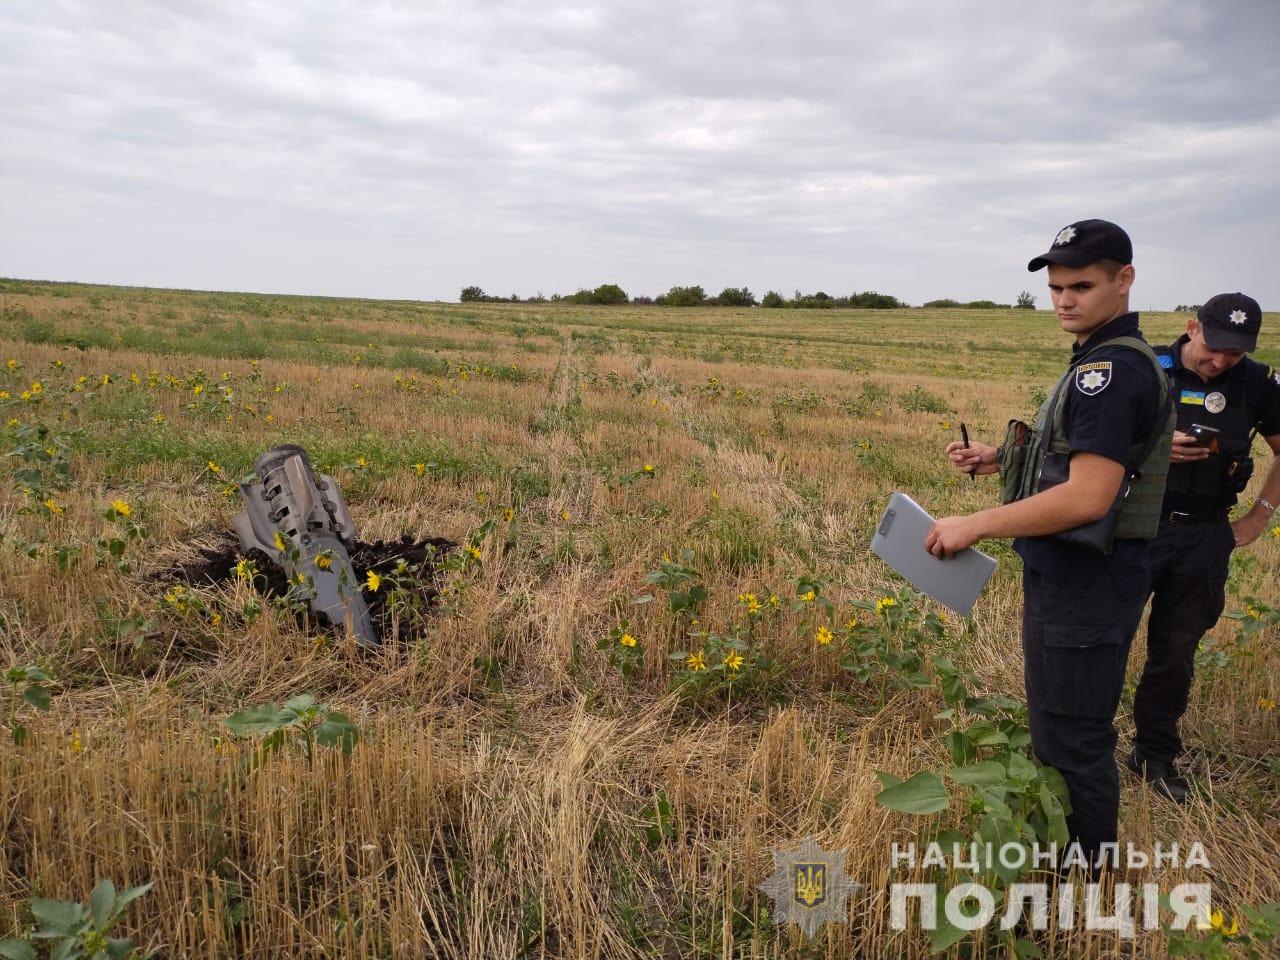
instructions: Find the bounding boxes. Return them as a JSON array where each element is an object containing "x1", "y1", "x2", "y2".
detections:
[
  {"x1": 1022, "y1": 564, "x2": 1148, "y2": 865},
  {"x1": 1133, "y1": 519, "x2": 1234, "y2": 763}
]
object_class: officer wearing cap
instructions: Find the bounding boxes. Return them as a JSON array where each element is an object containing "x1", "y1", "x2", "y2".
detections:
[
  {"x1": 927, "y1": 219, "x2": 1174, "y2": 871},
  {"x1": 1127, "y1": 293, "x2": 1280, "y2": 802}
]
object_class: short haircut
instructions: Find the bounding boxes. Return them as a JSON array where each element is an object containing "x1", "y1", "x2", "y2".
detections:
[{"x1": 1091, "y1": 258, "x2": 1125, "y2": 279}]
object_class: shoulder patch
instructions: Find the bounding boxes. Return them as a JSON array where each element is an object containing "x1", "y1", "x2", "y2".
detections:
[
  {"x1": 1157, "y1": 353, "x2": 1173, "y2": 369},
  {"x1": 1075, "y1": 360, "x2": 1112, "y2": 396}
]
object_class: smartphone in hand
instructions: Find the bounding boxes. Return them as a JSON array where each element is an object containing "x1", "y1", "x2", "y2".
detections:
[{"x1": 1188, "y1": 423, "x2": 1221, "y2": 452}]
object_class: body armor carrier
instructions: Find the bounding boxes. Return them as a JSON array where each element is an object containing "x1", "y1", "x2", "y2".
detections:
[{"x1": 997, "y1": 336, "x2": 1175, "y2": 552}]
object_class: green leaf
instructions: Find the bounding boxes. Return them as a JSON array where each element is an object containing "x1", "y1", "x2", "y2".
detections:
[
  {"x1": 1007, "y1": 726, "x2": 1033, "y2": 751},
  {"x1": 12, "y1": 722, "x2": 28, "y2": 746},
  {"x1": 946, "y1": 761, "x2": 1006, "y2": 787},
  {"x1": 1006, "y1": 751, "x2": 1037, "y2": 784},
  {"x1": 944, "y1": 731, "x2": 976, "y2": 766},
  {"x1": 977, "y1": 788, "x2": 1013, "y2": 820},
  {"x1": 940, "y1": 672, "x2": 967, "y2": 705},
  {"x1": 106, "y1": 937, "x2": 139, "y2": 960},
  {"x1": 281, "y1": 693, "x2": 319, "y2": 716},
  {"x1": 1039, "y1": 783, "x2": 1069, "y2": 847},
  {"x1": 90, "y1": 878, "x2": 116, "y2": 929},
  {"x1": 1040, "y1": 766, "x2": 1071, "y2": 811},
  {"x1": 0, "y1": 939, "x2": 37, "y2": 960},
  {"x1": 30, "y1": 897, "x2": 89, "y2": 936},
  {"x1": 113, "y1": 881, "x2": 153, "y2": 913},
  {"x1": 926, "y1": 913, "x2": 970, "y2": 953},
  {"x1": 964, "y1": 720, "x2": 1009, "y2": 747},
  {"x1": 27, "y1": 695, "x2": 62, "y2": 724},
  {"x1": 930, "y1": 829, "x2": 970, "y2": 855},
  {"x1": 224, "y1": 704, "x2": 291, "y2": 737},
  {"x1": 876, "y1": 771, "x2": 950, "y2": 815},
  {"x1": 315, "y1": 713, "x2": 360, "y2": 754},
  {"x1": 874, "y1": 771, "x2": 904, "y2": 789},
  {"x1": 1013, "y1": 936, "x2": 1044, "y2": 958}
]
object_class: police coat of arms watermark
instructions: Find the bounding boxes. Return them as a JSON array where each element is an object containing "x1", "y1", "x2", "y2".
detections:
[{"x1": 758, "y1": 835, "x2": 863, "y2": 936}]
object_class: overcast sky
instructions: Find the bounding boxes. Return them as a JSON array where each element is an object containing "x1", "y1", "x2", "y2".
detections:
[{"x1": 2, "y1": 1, "x2": 1277, "y2": 309}]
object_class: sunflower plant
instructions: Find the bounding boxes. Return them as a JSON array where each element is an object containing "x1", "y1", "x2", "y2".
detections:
[
  {"x1": 5, "y1": 422, "x2": 75, "y2": 497},
  {"x1": 668, "y1": 624, "x2": 784, "y2": 705},
  {"x1": 791, "y1": 574, "x2": 836, "y2": 617},
  {"x1": 373, "y1": 558, "x2": 433, "y2": 623},
  {"x1": 597, "y1": 620, "x2": 643, "y2": 680},
  {"x1": 873, "y1": 646, "x2": 1071, "y2": 956},
  {"x1": 632, "y1": 549, "x2": 706, "y2": 622},
  {"x1": 1166, "y1": 901, "x2": 1280, "y2": 959},
  {"x1": 223, "y1": 693, "x2": 360, "y2": 771},
  {"x1": 430, "y1": 519, "x2": 494, "y2": 612},
  {"x1": 5, "y1": 665, "x2": 52, "y2": 747},
  {"x1": 0, "y1": 878, "x2": 155, "y2": 960},
  {"x1": 840, "y1": 586, "x2": 944, "y2": 695},
  {"x1": 96, "y1": 500, "x2": 147, "y2": 572}
]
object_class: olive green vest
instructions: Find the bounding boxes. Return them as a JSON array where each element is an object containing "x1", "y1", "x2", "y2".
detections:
[{"x1": 1035, "y1": 336, "x2": 1174, "y2": 540}]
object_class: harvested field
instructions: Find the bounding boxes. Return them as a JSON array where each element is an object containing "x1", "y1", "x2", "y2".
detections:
[{"x1": 1, "y1": 278, "x2": 1277, "y2": 958}]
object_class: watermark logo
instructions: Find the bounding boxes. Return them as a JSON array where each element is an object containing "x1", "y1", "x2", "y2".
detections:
[
  {"x1": 758, "y1": 835, "x2": 862, "y2": 936},
  {"x1": 889, "y1": 842, "x2": 1215, "y2": 938}
]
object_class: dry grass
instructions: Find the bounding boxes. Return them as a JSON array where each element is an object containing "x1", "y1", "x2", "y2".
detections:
[{"x1": 0, "y1": 279, "x2": 1277, "y2": 958}]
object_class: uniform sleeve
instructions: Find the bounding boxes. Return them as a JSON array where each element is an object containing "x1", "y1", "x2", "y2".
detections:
[
  {"x1": 1257, "y1": 365, "x2": 1280, "y2": 437},
  {"x1": 1062, "y1": 350, "x2": 1158, "y2": 466}
]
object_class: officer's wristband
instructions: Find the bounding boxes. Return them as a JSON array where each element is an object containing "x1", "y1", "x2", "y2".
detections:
[{"x1": 1257, "y1": 497, "x2": 1276, "y2": 514}]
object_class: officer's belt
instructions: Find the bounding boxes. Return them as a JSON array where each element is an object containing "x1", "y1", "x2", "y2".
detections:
[{"x1": 1161, "y1": 507, "x2": 1230, "y2": 525}]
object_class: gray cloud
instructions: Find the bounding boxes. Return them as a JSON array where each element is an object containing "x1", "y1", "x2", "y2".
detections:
[{"x1": 1, "y1": 0, "x2": 1277, "y2": 308}]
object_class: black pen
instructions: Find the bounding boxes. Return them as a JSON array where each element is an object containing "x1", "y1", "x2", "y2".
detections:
[{"x1": 960, "y1": 422, "x2": 974, "y2": 481}]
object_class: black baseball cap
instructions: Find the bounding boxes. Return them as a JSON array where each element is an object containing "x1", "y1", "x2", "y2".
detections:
[
  {"x1": 1027, "y1": 219, "x2": 1133, "y2": 271},
  {"x1": 1198, "y1": 292, "x2": 1262, "y2": 352}
]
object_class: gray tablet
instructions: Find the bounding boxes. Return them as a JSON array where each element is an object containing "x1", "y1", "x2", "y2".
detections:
[{"x1": 870, "y1": 492, "x2": 998, "y2": 616}]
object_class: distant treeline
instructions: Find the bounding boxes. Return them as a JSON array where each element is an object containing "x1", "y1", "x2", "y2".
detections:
[{"x1": 460, "y1": 284, "x2": 1038, "y2": 309}]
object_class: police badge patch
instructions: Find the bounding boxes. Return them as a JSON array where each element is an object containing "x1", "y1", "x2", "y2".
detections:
[
  {"x1": 1205, "y1": 392, "x2": 1227, "y2": 414},
  {"x1": 1075, "y1": 360, "x2": 1112, "y2": 395}
]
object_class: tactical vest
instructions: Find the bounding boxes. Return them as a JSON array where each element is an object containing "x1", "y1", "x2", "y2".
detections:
[
  {"x1": 998, "y1": 336, "x2": 1175, "y2": 543},
  {"x1": 1158, "y1": 343, "x2": 1261, "y2": 508}
]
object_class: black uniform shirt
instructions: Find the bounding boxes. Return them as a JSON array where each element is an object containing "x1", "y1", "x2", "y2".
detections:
[
  {"x1": 1014, "y1": 312, "x2": 1162, "y2": 595},
  {"x1": 1159, "y1": 334, "x2": 1280, "y2": 513}
]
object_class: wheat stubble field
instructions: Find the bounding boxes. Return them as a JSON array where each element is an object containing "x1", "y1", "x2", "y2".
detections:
[{"x1": 0, "y1": 278, "x2": 1277, "y2": 959}]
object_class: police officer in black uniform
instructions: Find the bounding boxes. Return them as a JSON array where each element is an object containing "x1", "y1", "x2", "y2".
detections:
[
  {"x1": 1128, "y1": 293, "x2": 1280, "y2": 801},
  {"x1": 928, "y1": 219, "x2": 1174, "y2": 872}
]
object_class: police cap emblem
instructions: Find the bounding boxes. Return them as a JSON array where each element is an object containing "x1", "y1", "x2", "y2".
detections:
[
  {"x1": 1075, "y1": 360, "x2": 1112, "y2": 395},
  {"x1": 1229, "y1": 309, "x2": 1247, "y2": 326},
  {"x1": 1055, "y1": 226, "x2": 1077, "y2": 246}
]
